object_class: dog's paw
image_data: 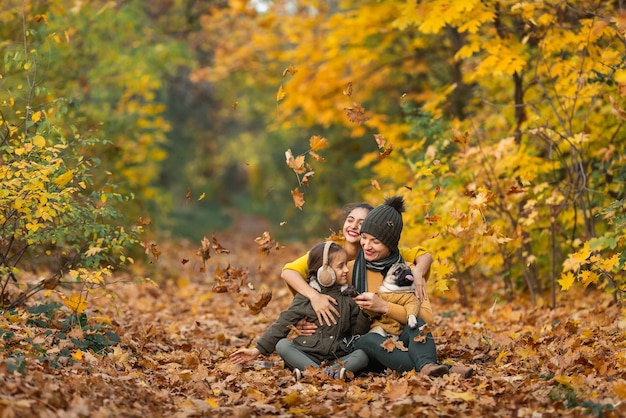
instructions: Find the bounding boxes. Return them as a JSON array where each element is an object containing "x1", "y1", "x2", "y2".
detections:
[{"x1": 408, "y1": 315, "x2": 418, "y2": 328}]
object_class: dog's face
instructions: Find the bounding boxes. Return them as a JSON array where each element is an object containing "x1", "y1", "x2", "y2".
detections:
[{"x1": 383, "y1": 263, "x2": 415, "y2": 289}]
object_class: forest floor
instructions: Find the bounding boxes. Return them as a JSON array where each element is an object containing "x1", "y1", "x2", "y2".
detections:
[{"x1": 1, "y1": 219, "x2": 625, "y2": 417}]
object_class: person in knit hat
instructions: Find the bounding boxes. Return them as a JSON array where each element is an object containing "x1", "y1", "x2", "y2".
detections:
[{"x1": 352, "y1": 195, "x2": 474, "y2": 378}]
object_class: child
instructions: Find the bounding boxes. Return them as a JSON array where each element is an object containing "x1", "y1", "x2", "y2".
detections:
[{"x1": 230, "y1": 242, "x2": 371, "y2": 380}]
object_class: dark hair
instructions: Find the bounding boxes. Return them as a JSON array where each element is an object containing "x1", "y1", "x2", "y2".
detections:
[
  {"x1": 340, "y1": 202, "x2": 374, "y2": 226},
  {"x1": 307, "y1": 242, "x2": 344, "y2": 279}
]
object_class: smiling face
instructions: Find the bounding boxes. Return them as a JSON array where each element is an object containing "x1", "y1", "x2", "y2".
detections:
[
  {"x1": 329, "y1": 249, "x2": 349, "y2": 285},
  {"x1": 342, "y1": 207, "x2": 370, "y2": 245},
  {"x1": 360, "y1": 232, "x2": 391, "y2": 261}
]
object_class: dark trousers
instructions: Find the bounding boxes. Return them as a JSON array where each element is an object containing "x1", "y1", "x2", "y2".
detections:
[{"x1": 354, "y1": 318, "x2": 438, "y2": 372}]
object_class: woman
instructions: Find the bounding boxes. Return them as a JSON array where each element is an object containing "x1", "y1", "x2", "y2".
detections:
[
  {"x1": 231, "y1": 242, "x2": 370, "y2": 380},
  {"x1": 351, "y1": 195, "x2": 473, "y2": 377},
  {"x1": 281, "y1": 203, "x2": 432, "y2": 328}
]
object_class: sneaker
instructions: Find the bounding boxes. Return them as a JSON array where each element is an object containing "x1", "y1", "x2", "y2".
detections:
[
  {"x1": 293, "y1": 368, "x2": 302, "y2": 381},
  {"x1": 323, "y1": 367, "x2": 346, "y2": 380},
  {"x1": 449, "y1": 365, "x2": 474, "y2": 378},
  {"x1": 420, "y1": 363, "x2": 449, "y2": 377}
]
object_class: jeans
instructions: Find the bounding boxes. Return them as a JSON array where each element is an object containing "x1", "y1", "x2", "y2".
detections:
[
  {"x1": 275, "y1": 338, "x2": 369, "y2": 372},
  {"x1": 353, "y1": 318, "x2": 438, "y2": 372}
]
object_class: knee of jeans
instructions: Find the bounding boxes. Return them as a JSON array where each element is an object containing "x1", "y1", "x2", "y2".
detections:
[{"x1": 275, "y1": 338, "x2": 291, "y2": 353}]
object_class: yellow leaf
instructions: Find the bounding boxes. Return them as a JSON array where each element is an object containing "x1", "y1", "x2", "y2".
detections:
[
  {"x1": 63, "y1": 293, "x2": 88, "y2": 313},
  {"x1": 101, "y1": 193, "x2": 107, "y2": 203},
  {"x1": 442, "y1": 390, "x2": 475, "y2": 401},
  {"x1": 598, "y1": 254, "x2": 619, "y2": 272},
  {"x1": 558, "y1": 271, "x2": 575, "y2": 291},
  {"x1": 276, "y1": 85, "x2": 286, "y2": 101},
  {"x1": 205, "y1": 398, "x2": 219, "y2": 408},
  {"x1": 579, "y1": 270, "x2": 599, "y2": 288},
  {"x1": 198, "y1": 192, "x2": 206, "y2": 201},
  {"x1": 32, "y1": 111, "x2": 42, "y2": 123},
  {"x1": 72, "y1": 350, "x2": 83, "y2": 361},
  {"x1": 53, "y1": 170, "x2": 74, "y2": 187},
  {"x1": 309, "y1": 135, "x2": 328, "y2": 151},
  {"x1": 33, "y1": 135, "x2": 45, "y2": 147}
]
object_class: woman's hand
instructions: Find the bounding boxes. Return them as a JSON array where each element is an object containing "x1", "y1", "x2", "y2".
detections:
[
  {"x1": 412, "y1": 272, "x2": 426, "y2": 302},
  {"x1": 309, "y1": 292, "x2": 339, "y2": 327},
  {"x1": 354, "y1": 292, "x2": 389, "y2": 315},
  {"x1": 230, "y1": 347, "x2": 261, "y2": 365}
]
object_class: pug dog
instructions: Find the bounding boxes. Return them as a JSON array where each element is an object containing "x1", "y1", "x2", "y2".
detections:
[{"x1": 368, "y1": 263, "x2": 421, "y2": 337}]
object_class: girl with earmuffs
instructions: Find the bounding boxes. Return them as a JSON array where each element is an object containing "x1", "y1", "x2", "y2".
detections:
[{"x1": 230, "y1": 241, "x2": 371, "y2": 380}]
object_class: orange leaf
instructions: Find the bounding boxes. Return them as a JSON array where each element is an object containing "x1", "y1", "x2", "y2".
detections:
[
  {"x1": 282, "y1": 66, "x2": 297, "y2": 77},
  {"x1": 246, "y1": 287, "x2": 272, "y2": 315},
  {"x1": 344, "y1": 102, "x2": 370, "y2": 124},
  {"x1": 377, "y1": 145, "x2": 393, "y2": 161},
  {"x1": 343, "y1": 81, "x2": 353, "y2": 96},
  {"x1": 301, "y1": 171, "x2": 315, "y2": 185},
  {"x1": 197, "y1": 236, "x2": 211, "y2": 263},
  {"x1": 371, "y1": 179, "x2": 381, "y2": 191},
  {"x1": 309, "y1": 135, "x2": 328, "y2": 151},
  {"x1": 291, "y1": 188, "x2": 305, "y2": 210}
]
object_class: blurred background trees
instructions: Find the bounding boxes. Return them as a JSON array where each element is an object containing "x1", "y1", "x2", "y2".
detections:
[{"x1": 2, "y1": 0, "x2": 624, "y2": 304}]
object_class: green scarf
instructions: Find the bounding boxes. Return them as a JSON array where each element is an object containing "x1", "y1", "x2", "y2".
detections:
[{"x1": 352, "y1": 249, "x2": 404, "y2": 293}]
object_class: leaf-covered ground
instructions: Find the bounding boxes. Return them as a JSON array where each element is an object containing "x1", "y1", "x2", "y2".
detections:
[{"x1": 1, "y1": 225, "x2": 625, "y2": 417}]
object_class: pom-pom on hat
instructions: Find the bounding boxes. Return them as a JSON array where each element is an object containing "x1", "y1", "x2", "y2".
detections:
[{"x1": 359, "y1": 195, "x2": 405, "y2": 250}]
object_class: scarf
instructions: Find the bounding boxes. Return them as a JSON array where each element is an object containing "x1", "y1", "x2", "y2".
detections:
[{"x1": 352, "y1": 249, "x2": 404, "y2": 293}]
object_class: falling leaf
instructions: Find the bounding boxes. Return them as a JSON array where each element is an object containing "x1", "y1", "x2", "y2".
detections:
[
  {"x1": 282, "y1": 65, "x2": 297, "y2": 77},
  {"x1": 374, "y1": 133, "x2": 386, "y2": 149},
  {"x1": 186, "y1": 188, "x2": 191, "y2": 203},
  {"x1": 371, "y1": 179, "x2": 381, "y2": 191},
  {"x1": 291, "y1": 188, "x2": 305, "y2": 210},
  {"x1": 211, "y1": 234, "x2": 230, "y2": 254},
  {"x1": 198, "y1": 193, "x2": 206, "y2": 201},
  {"x1": 277, "y1": 85, "x2": 286, "y2": 101},
  {"x1": 150, "y1": 243, "x2": 161, "y2": 261},
  {"x1": 279, "y1": 221, "x2": 287, "y2": 226},
  {"x1": 197, "y1": 236, "x2": 211, "y2": 263},
  {"x1": 137, "y1": 217, "x2": 151, "y2": 226},
  {"x1": 181, "y1": 259, "x2": 189, "y2": 265},
  {"x1": 309, "y1": 135, "x2": 329, "y2": 151},
  {"x1": 344, "y1": 102, "x2": 370, "y2": 124},
  {"x1": 308, "y1": 151, "x2": 325, "y2": 162},
  {"x1": 255, "y1": 232, "x2": 276, "y2": 255},
  {"x1": 377, "y1": 144, "x2": 393, "y2": 161},
  {"x1": 301, "y1": 171, "x2": 315, "y2": 185},
  {"x1": 233, "y1": 101, "x2": 238, "y2": 110},
  {"x1": 285, "y1": 149, "x2": 307, "y2": 174},
  {"x1": 343, "y1": 81, "x2": 353, "y2": 96},
  {"x1": 425, "y1": 214, "x2": 441, "y2": 225},
  {"x1": 239, "y1": 286, "x2": 272, "y2": 315}
]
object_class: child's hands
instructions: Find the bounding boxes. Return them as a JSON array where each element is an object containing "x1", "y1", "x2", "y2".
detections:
[
  {"x1": 294, "y1": 317, "x2": 318, "y2": 336},
  {"x1": 230, "y1": 347, "x2": 261, "y2": 365}
]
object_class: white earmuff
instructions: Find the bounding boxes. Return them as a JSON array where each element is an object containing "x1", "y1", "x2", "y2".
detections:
[{"x1": 316, "y1": 241, "x2": 337, "y2": 287}]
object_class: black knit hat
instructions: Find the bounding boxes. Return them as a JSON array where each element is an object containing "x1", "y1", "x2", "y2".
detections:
[{"x1": 359, "y1": 195, "x2": 405, "y2": 250}]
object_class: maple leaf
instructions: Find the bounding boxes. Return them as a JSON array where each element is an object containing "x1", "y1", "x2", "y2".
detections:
[
  {"x1": 291, "y1": 188, "x2": 305, "y2": 210},
  {"x1": 343, "y1": 81, "x2": 353, "y2": 96},
  {"x1": 344, "y1": 102, "x2": 370, "y2": 124},
  {"x1": 245, "y1": 286, "x2": 272, "y2": 315},
  {"x1": 255, "y1": 231, "x2": 276, "y2": 255},
  {"x1": 211, "y1": 234, "x2": 230, "y2": 254},
  {"x1": 381, "y1": 337, "x2": 398, "y2": 352},
  {"x1": 425, "y1": 214, "x2": 441, "y2": 225},
  {"x1": 558, "y1": 271, "x2": 576, "y2": 291},
  {"x1": 285, "y1": 149, "x2": 307, "y2": 174},
  {"x1": 309, "y1": 135, "x2": 328, "y2": 151},
  {"x1": 62, "y1": 293, "x2": 88, "y2": 314}
]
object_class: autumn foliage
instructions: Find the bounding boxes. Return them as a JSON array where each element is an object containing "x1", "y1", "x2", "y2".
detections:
[{"x1": 1, "y1": 1, "x2": 626, "y2": 417}]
